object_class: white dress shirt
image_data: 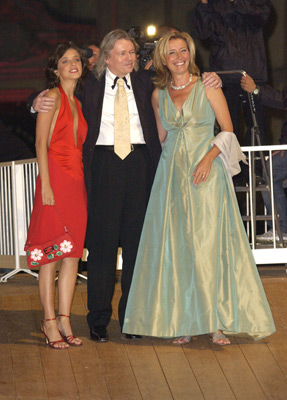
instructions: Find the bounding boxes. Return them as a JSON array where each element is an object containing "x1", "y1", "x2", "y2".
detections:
[{"x1": 96, "y1": 68, "x2": 145, "y2": 145}]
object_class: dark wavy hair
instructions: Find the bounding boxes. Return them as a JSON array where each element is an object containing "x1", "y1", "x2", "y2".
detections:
[{"x1": 45, "y1": 42, "x2": 89, "y2": 91}]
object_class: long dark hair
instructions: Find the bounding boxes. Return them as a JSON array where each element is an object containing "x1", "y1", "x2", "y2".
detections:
[{"x1": 45, "y1": 42, "x2": 89, "y2": 91}]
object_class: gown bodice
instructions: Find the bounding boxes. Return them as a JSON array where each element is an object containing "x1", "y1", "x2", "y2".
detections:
[{"x1": 48, "y1": 84, "x2": 87, "y2": 180}]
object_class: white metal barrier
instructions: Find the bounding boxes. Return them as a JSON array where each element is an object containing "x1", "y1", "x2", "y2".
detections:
[
  {"x1": 0, "y1": 159, "x2": 38, "y2": 282},
  {"x1": 241, "y1": 144, "x2": 287, "y2": 264},
  {"x1": 1, "y1": 146, "x2": 287, "y2": 282}
]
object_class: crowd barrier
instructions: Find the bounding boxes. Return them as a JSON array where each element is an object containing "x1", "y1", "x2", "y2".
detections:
[{"x1": 1, "y1": 146, "x2": 287, "y2": 282}]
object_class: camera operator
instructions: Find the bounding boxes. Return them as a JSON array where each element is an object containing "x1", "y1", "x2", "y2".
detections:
[
  {"x1": 85, "y1": 41, "x2": 100, "y2": 71},
  {"x1": 241, "y1": 73, "x2": 287, "y2": 242},
  {"x1": 194, "y1": 0, "x2": 272, "y2": 146},
  {"x1": 130, "y1": 25, "x2": 180, "y2": 71}
]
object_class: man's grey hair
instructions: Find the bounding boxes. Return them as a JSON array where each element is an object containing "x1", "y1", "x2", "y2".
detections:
[{"x1": 94, "y1": 29, "x2": 139, "y2": 79}]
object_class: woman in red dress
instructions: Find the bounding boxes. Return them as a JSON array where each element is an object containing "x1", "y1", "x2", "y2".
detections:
[{"x1": 26, "y1": 43, "x2": 88, "y2": 349}]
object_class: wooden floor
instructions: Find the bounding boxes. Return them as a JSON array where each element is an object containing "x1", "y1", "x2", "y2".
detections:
[{"x1": 1, "y1": 266, "x2": 287, "y2": 400}]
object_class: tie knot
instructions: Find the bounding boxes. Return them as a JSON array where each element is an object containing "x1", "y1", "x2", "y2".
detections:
[{"x1": 117, "y1": 78, "x2": 124, "y2": 88}]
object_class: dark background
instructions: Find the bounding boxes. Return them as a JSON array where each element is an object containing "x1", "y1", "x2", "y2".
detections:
[{"x1": 1, "y1": 0, "x2": 287, "y2": 156}]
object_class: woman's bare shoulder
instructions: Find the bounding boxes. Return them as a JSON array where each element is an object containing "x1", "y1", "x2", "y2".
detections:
[{"x1": 45, "y1": 87, "x2": 61, "y2": 100}]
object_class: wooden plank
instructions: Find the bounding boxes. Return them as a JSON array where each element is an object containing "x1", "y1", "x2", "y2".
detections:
[
  {"x1": 0, "y1": 343, "x2": 15, "y2": 398},
  {"x1": 108, "y1": 278, "x2": 171, "y2": 399},
  {"x1": 2, "y1": 293, "x2": 48, "y2": 399},
  {"x1": 265, "y1": 330, "x2": 287, "y2": 379},
  {"x1": 10, "y1": 344, "x2": 48, "y2": 399},
  {"x1": 96, "y1": 341, "x2": 142, "y2": 400},
  {"x1": 183, "y1": 335, "x2": 236, "y2": 400},
  {"x1": 124, "y1": 341, "x2": 173, "y2": 400},
  {"x1": 0, "y1": 304, "x2": 16, "y2": 399},
  {"x1": 67, "y1": 291, "x2": 111, "y2": 400},
  {"x1": 28, "y1": 289, "x2": 80, "y2": 399},
  {"x1": 211, "y1": 337, "x2": 267, "y2": 400},
  {"x1": 69, "y1": 343, "x2": 111, "y2": 400},
  {"x1": 237, "y1": 337, "x2": 287, "y2": 400},
  {"x1": 154, "y1": 341, "x2": 204, "y2": 400}
]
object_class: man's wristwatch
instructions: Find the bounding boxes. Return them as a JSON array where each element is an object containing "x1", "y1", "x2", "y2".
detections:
[{"x1": 253, "y1": 86, "x2": 260, "y2": 95}]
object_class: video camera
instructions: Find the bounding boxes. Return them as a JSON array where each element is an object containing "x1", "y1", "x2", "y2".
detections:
[
  {"x1": 128, "y1": 26, "x2": 157, "y2": 70},
  {"x1": 81, "y1": 47, "x2": 93, "y2": 59}
]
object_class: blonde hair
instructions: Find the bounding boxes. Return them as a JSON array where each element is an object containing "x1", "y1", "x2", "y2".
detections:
[
  {"x1": 95, "y1": 29, "x2": 138, "y2": 79},
  {"x1": 153, "y1": 32, "x2": 200, "y2": 89}
]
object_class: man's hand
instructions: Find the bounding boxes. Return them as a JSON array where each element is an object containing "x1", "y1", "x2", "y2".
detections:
[
  {"x1": 144, "y1": 59, "x2": 154, "y2": 70},
  {"x1": 240, "y1": 74, "x2": 256, "y2": 94},
  {"x1": 202, "y1": 72, "x2": 222, "y2": 89},
  {"x1": 201, "y1": 0, "x2": 208, "y2": 3},
  {"x1": 33, "y1": 89, "x2": 55, "y2": 113}
]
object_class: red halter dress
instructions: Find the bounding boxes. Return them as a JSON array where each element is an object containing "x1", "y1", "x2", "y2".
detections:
[{"x1": 26, "y1": 84, "x2": 88, "y2": 264}]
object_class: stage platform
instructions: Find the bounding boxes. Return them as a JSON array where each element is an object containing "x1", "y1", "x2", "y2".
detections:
[{"x1": 1, "y1": 266, "x2": 287, "y2": 400}]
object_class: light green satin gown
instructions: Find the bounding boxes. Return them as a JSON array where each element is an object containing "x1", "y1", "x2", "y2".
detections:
[{"x1": 123, "y1": 78, "x2": 275, "y2": 340}]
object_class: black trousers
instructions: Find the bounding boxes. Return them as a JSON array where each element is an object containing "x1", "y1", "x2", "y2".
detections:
[
  {"x1": 86, "y1": 145, "x2": 152, "y2": 329},
  {"x1": 223, "y1": 83, "x2": 266, "y2": 146}
]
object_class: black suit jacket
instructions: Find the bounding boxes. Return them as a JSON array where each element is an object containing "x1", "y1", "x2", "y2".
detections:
[{"x1": 79, "y1": 69, "x2": 162, "y2": 199}]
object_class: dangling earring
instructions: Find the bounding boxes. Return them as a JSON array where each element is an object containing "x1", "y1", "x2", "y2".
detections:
[{"x1": 54, "y1": 70, "x2": 59, "y2": 85}]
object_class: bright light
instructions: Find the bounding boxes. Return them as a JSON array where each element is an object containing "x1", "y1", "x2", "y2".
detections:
[{"x1": 147, "y1": 25, "x2": 156, "y2": 37}]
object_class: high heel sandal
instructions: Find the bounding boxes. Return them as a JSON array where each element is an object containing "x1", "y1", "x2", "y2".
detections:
[
  {"x1": 172, "y1": 336, "x2": 191, "y2": 345},
  {"x1": 57, "y1": 314, "x2": 82, "y2": 346},
  {"x1": 41, "y1": 318, "x2": 69, "y2": 349},
  {"x1": 209, "y1": 330, "x2": 231, "y2": 346}
]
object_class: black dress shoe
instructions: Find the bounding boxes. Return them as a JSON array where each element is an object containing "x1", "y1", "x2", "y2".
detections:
[
  {"x1": 124, "y1": 333, "x2": 142, "y2": 340},
  {"x1": 90, "y1": 326, "x2": 109, "y2": 342}
]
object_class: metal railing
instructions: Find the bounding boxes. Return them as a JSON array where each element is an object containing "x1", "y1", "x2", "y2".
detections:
[
  {"x1": 240, "y1": 144, "x2": 287, "y2": 264},
  {"x1": 0, "y1": 159, "x2": 38, "y2": 282}
]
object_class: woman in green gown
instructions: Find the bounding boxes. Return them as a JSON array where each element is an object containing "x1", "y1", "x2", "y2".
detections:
[{"x1": 123, "y1": 32, "x2": 275, "y2": 345}]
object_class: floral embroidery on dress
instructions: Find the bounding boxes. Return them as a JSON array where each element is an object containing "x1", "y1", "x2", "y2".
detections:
[
  {"x1": 60, "y1": 240, "x2": 73, "y2": 253},
  {"x1": 30, "y1": 248, "x2": 43, "y2": 261}
]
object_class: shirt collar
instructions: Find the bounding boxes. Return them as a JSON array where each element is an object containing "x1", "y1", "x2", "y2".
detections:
[{"x1": 106, "y1": 68, "x2": 131, "y2": 89}]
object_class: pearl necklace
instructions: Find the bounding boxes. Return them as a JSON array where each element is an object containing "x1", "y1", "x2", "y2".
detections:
[{"x1": 170, "y1": 73, "x2": 193, "y2": 90}]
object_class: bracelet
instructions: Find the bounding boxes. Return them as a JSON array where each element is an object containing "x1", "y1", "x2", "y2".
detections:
[{"x1": 30, "y1": 106, "x2": 36, "y2": 114}]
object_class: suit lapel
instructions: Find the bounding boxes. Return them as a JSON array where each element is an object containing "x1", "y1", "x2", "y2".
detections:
[
  {"x1": 94, "y1": 74, "x2": 106, "y2": 130},
  {"x1": 130, "y1": 71, "x2": 147, "y2": 137}
]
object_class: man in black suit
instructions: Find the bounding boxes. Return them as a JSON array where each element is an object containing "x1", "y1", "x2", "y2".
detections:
[
  {"x1": 81, "y1": 30, "x2": 161, "y2": 341},
  {"x1": 31, "y1": 30, "x2": 222, "y2": 342}
]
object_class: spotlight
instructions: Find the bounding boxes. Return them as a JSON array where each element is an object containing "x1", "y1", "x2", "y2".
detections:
[{"x1": 146, "y1": 25, "x2": 156, "y2": 38}]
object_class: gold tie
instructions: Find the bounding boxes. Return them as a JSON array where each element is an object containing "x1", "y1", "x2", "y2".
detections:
[{"x1": 114, "y1": 78, "x2": 131, "y2": 160}]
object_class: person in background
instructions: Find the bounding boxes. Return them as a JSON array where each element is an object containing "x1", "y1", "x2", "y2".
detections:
[
  {"x1": 194, "y1": 0, "x2": 271, "y2": 146},
  {"x1": 26, "y1": 42, "x2": 88, "y2": 349},
  {"x1": 85, "y1": 41, "x2": 100, "y2": 70},
  {"x1": 241, "y1": 73, "x2": 287, "y2": 242}
]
